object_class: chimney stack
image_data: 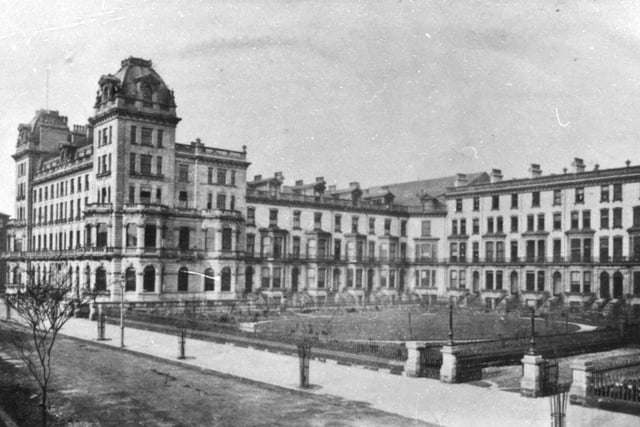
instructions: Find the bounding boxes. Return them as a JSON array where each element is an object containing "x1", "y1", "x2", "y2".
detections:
[
  {"x1": 349, "y1": 182, "x2": 360, "y2": 189},
  {"x1": 529, "y1": 164, "x2": 542, "y2": 178},
  {"x1": 274, "y1": 171, "x2": 284, "y2": 181},
  {"x1": 572, "y1": 158, "x2": 585, "y2": 173},
  {"x1": 328, "y1": 185, "x2": 336, "y2": 192},
  {"x1": 295, "y1": 180, "x2": 304, "y2": 186},
  {"x1": 490, "y1": 169, "x2": 503, "y2": 183},
  {"x1": 315, "y1": 176, "x2": 324, "y2": 183},
  {"x1": 253, "y1": 174, "x2": 262, "y2": 181},
  {"x1": 454, "y1": 173, "x2": 467, "y2": 187}
]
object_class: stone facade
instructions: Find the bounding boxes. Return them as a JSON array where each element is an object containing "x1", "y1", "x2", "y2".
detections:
[{"x1": 4, "y1": 57, "x2": 640, "y2": 308}]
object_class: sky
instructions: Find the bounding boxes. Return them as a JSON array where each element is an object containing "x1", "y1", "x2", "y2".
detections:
[{"x1": 1, "y1": 0, "x2": 640, "y2": 217}]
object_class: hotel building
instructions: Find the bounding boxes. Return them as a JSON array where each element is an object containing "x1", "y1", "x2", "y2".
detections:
[{"x1": 4, "y1": 58, "x2": 640, "y2": 310}]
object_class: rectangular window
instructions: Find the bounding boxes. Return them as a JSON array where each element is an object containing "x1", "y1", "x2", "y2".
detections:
[
  {"x1": 156, "y1": 157, "x2": 162, "y2": 175},
  {"x1": 472, "y1": 242, "x2": 479, "y2": 262},
  {"x1": 449, "y1": 270, "x2": 458, "y2": 289},
  {"x1": 230, "y1": 170, "x2": 236, "y2": 186},
  {"x1": 613, "y1": 208, "x2": 623, "y2": 228},
  {"x1": 269, "y1": 209, "x2": 278, "y2": 227},
  {"x1": 351, "y1": 216, "x2": 359, "y2": 234},
  {"x1": 207, "y1": 167, "x2": 213, "y2": 184},
  {"x1": 570, "y1": 271, "x2": 581, "y2": 293},
  {"x1": 575, "y1": 187, "x2": 584, "y2": 204},
  {"x1": 179, "y1": 164, "x2": 189, "y2": 182},
  {"x1": 496, "y1": 270, "x2": 503, "y2": 290},
  {"x1": 526, "y1": 240, "x2": 535, "y2": 261},
  {"x1": 583, "y1": 238, "x2": 592, "y2": 262},
  {"x1": 369, "y1": 218, "x2": 375, "y2": 234},
  {"x1": 537, "y1": 214, "x2": 545, "y2": 231},
  {"x1": 613, "y1": 183, "x2": 622, "y2": 201},
  {"x1": 216, "y1": 193, "x2": 226, "y2": 210},
  {"x1": 571, "y1": 239, "x2": 581, "y2": 262},
  {"x1": 473, "y1": 218, "x2": 479, "y2": 234},
  {"x1": 553, "y1": 239, "x2": 561, "y2": 261},
  {"x1": 487, "y1": 217, "x2": 494, "y2": 233},
  {"x1": 449, "y1": 243, "x2": 458, "y2": 262},
  {"x1": 553, "y1": 213, "x2": 561, "y2": 230},
  {"x1": 421, "y1": 220, "x2": 431, "y2": 237},
  {"x1": 485, "y1": 242, "x2": 494, "y2": 261},
  {"x1": 537, "y1": 271, "x2": 545, "y2": 292},
  {"x1": 582, "y1": 210, "x2": 591, "y2": 229},
  {"x1": 157, "y1": 129, "x2": 163, "y2": 147},
  {"x1": 600, "y1": 185, "x2": 609, "y2": 202},
  {"x1": 571, "y1": 211, "x2": 579, "y2": 229},
  {"x1": 293, "y1": 210, "x2": 301, "y2": 228},
  {"x1": 246, "y1": 234, "x2": 255, "y2": 256},
  {"x1": 511, "y1": 193, "x2": 518, "y2": 209},
  {"x1": 451, "y1": 220, "x2": 458, "y2": 235},
  {"x1": 335, "y1": 214, "x2": 342, "y2": 232},
  {"x1": 206, "y1": 192, "x2": 213, "y2": 209},
  {"x1": 599, "y1": 237, "x2": 609, "y2": 262},
  {"x1": 492, "y1": 195, "x2": 499, "y2": 210},
  {"x1": 140, "y1": 155, "x2": 152, "y2": 175},
  {"x1": 400, "y1": 220, "x2": 407, "y2": 237},
  {"x1": 314, "y1": 212, "x2": 322, "y2": 230},
  {"x1": 510, "y1": 216, "x2": 518, "y2": 233},
  {"x1": 156, "y1": 188, "x2": 161, "y2": 203},
  {"x1": 583, "y1": 272, "x2": 591, "y2": 294},
  {"x1": 532, "y1": 191, "x2": 540, "y2": 208},
  {"x1": 496, "y1": 217, "x2": 503, "y2": 233},
  {"x1": 130, "y1": 125, "x2": 137, "y2": 144},
  {"x1": 129, "y1": 153, "x2": 136, "y2": 173},
  {"x1": 455, "y1": 198, "x2": 462, "y2": 212},
  {"x1": 496, "y1": 241, "x2": 505, "y2": 261},
  {"x1": 217, "y1": 169, "x2": 227, "y2": 185},
  {"x1": 527, "y1": 215, "x2": 534, "y2": 231},
  {"x1": 634, "y1": 206, "x2": 640, "y2": 227},
  {"x1": 222, "y1": 228, "x2": 232, "y2": 251},
  {"x1": 141, "y1": 127, "x2": 152, "y2": 145},
  {"x1": 140, "y1": 189, "x2": 151, "y2": 204},
  {"x1": 485, "y1": 271, "x2": 494, "y2": 290},
  {"x1": 473, "y1": 197, "x2": 480, "y2": 211},
  {"x1": 384, "y1": 218, "x2": 391, "y2": 235},
  {"x1": 510, "y1": 240, "x2": 518, "y2": 261},
  {"x1": 613, "y1": 236, "x2": 623, "y2": 260},
  {"x1": 247, "y1": 207, "x2": 255, "y2": 225},
  {"x1": 460, "y1": 218, "x2": 467, "y2": 235}
]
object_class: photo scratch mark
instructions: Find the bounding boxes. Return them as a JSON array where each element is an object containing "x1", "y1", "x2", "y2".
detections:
[
  {"x1": 464, "y1": 146, "x2": 479, "y2": 159},
  {"x1": 555, "y1": 107, "x2": 570, "y2": 128}
]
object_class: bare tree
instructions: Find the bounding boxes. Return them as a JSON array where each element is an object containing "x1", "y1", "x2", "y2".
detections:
[{"x1": 4, "y1": 268, "x2": 93, "y2": 427}]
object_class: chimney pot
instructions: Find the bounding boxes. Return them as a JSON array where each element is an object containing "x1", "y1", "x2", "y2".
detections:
[
  {"x1": 529, "y1": 164, "x2": 542, "y2": 178},
  {"x1": 572, "y1": 158, "x2": 585, "y2": 173},
  {"x1": 626, "y1": 160, "x2": 631, "y2": 167},
  {"x1": 454, "y1": 173, "x2": 468, "y2": 187}
]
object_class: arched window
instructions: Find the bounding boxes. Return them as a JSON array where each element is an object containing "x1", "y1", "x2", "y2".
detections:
[
  {"x1": 204, "y1": 268, "x2": 215, "y2": 291},
  {"x1": 245, "y1": 266, "x2": 254, "y2": 293},
  {"x1": 178, "y1": 267, "x2": 189, "y2": 292},
  {"x1": 67, "y1": 267, "x2": 73, "y2": 286},
  {"x1": 613, "y1": 271, "x2": 624, "y2": 299},
  {"x1": 600, "y1": 272, "x2": 610, "y2": 299},
  {"x1": 95, "y1": 267, "x2": 107, "y2": 292},
  {"x1": 84, "y1": 265, "x2": 91, "y2": 289},
  {"x1": 125, "y1": 267, "x2": 136, "y2": 292},
  {"x1": 143, "y1": 266, "x2": 155, "y2": 292},
  {"x1": 221, "y1": 267, "x2": 231, "y2": 291}
]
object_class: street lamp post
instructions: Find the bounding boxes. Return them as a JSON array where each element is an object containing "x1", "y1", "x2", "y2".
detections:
[
  {"x1": 448, "y1": 300, "x2": 454, "y2": 346},
  {"x1": 528, "y1": 306, "x2": 536, "y2": 355},
  {"x1": 119, "y1": 278, "x2": 125, "y2": 348}
]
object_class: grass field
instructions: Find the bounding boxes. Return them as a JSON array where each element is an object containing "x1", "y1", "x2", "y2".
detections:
[{"x1": 254, "y1": 308, "x2": 580, "y2": 342}]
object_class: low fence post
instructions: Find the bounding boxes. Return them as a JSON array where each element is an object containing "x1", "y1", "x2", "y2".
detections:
[
  {"x1": 520, "y1": 353, "x2": 545, "y2": 397},
  {"x1": 440, "y1": 344, "x2": 460, "y2": 383},
  {"x1": 549, "y1": 390, "x2": 568, "y2": 427},
  {"x1": 404, "y1": 341, "x2": 426, "y2": 377}
]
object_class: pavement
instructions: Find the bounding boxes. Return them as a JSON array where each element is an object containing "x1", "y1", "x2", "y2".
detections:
[
  {"x1": 46, "y1": 317, "x2": 635, "y2": 427},
  {"x1": 0, "y1": 300, "x2": 637, "y2": 427}
]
